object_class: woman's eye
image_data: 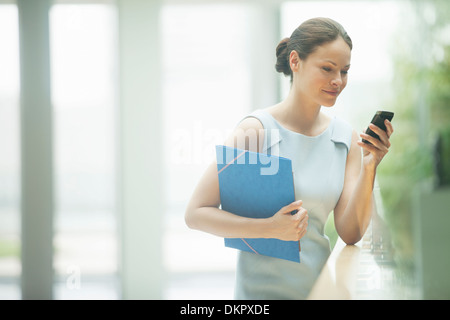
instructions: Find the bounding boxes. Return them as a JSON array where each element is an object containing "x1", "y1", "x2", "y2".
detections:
[
  {"x1": 322, "y1": 67, "x2": 331, "y2": 72},
  {"x1": 341, "y1": 70, "x2": 348, "y2": 75}
]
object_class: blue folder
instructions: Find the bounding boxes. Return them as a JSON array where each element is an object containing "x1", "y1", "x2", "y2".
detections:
[{"x1": 215, "y1": 145, "x2": 300, "y2": 263}]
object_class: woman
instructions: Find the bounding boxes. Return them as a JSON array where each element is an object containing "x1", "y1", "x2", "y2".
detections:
[{"x1": 185, "y1": 17, "x2": 393, "y2": 299}]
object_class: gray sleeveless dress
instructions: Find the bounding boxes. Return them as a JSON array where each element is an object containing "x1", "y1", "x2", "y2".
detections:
[{"x1": 234, "y1": 108, "x2": 353, "y2": 299}]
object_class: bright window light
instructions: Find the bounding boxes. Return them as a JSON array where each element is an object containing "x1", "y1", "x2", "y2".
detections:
[
  {"x1": 50, "y1": 2, "x2": 118, "y2": 299},
  {"x1": 0, "y1": 3, "x2": 20, "y2": 300}
]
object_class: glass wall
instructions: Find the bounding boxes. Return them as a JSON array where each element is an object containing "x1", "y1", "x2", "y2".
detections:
[
  {"x1": 0, "y1": 3, "x2": 20, "y2": 300},
  {"x1": 49, "y1": 2, "x2": 118, "y2": 299},
  {"x1": 1, "y1": 0, "x2": 448, "y2": 300},
  {"x1": 161, "y1": 0, "x2": 450, "y2": 299},
  {"x1": 161, "y1": 3, "x2": 253, "y2": 299}
]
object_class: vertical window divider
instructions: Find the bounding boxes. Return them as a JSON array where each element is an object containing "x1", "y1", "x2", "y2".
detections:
[
  {"x1": 17, "y1": 0, "x2": 53, "y2": 299},
  {"x1": 117, "y1": 0, "x2": 164, "y2": 299}
]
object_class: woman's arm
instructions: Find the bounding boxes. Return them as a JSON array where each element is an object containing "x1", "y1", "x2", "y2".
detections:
[
  {"x1": 334, "y1": 120, "x2": 393, "y2": 245},
  {"x1": 185, "y1": 117, "x2": 308, "y2": 241}
]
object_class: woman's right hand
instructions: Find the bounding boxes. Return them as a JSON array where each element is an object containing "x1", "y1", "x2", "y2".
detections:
[{"x1": 267, "y1": 200, "x2": 308, "y2": 241}]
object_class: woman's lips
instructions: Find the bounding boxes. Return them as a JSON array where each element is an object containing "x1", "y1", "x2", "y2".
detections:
[{"x1": 323, "y1": 89, "x2": 339, "y2": 97}]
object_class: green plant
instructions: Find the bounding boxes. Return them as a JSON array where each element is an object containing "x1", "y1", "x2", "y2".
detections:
[
  {"x1": 377, "y1": 0, "x2": 450, "y2": 274},
  {"x1": 0, "y1": 238, "x2": 20, "y2": 258}
]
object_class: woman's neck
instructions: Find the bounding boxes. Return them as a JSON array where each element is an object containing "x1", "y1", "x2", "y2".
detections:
[{"x1": 271, "y1": 89, "x2": 328, "y2": 136}]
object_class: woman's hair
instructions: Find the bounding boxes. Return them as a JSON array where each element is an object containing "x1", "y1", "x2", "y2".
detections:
[{"x1": 275, "y1": 17, "x2": 352, "y2": 79}]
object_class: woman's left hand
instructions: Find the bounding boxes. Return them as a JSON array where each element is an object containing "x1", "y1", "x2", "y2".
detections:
[{"x1": 357, "y1": 119, "x2": 394, "y2": 171}]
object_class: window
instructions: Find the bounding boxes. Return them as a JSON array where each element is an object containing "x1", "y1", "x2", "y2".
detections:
[
  {"x1": 0, "y1": 3, "x2": 20, "y2": 300},
  {"x1": 50, "y1": 2, "x2": 118, "y2": 299},
  {"x1": 161, "y1": 3, "x2": 253, "y2": 299}
]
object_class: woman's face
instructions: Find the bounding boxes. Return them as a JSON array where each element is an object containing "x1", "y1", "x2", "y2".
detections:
[{"x1": 293, "y1": 37, "x2": 351, "y2": 107}]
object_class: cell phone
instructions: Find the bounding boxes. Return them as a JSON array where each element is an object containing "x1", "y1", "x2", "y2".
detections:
[{"x1": 362, "y1": 110, "x2": 394, "y2": 144}]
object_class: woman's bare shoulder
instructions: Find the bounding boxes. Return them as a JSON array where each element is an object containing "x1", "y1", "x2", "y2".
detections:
[{"x1": 223, "y1": 112, "x2": 266, "y2": 152}]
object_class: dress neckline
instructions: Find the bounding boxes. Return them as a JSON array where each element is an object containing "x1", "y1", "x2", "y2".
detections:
[{"x1": 262, "y1": 109, "x2": 335, "y2": 139}]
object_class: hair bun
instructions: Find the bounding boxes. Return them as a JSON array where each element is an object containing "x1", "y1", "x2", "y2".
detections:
[{"x1": 275, "y1": 37, "x2": 291, "y2": 76}]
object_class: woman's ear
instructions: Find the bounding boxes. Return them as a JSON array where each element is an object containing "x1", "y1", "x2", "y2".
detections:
[{"x1": 289, "y1": 50, "x2": 300, "y2": 72}]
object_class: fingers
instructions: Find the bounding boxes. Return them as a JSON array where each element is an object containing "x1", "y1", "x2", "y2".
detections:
[
  {"x1": 369, "y1": 122, "x2": 391, "y2": 147},
  {"x1": 359, "y1": 120, "x2": 394, "y2": 152},
  {"x1": 356, "y1": 119, "x2": 395, "y2": 169},
  {"x1": 367, "y1": 125, "x2": 389, "y2": 147},
  {"x1": 295, "y1": 207, "x2": 308, "y2": 222},
  {"x1": 370, "y1": 119, "x2": 394, "y2": 141},
  {"x1": 294, "y1": 207, "x2": 308, "y2": 233},
  {"x1": 297, "y1": 226, "x2": 307, "y2": 240},
  {"x1": 282, "y1": 200, "x2": 308, "y2": 224},
  {"x1": 295, "y1": 211, "x2": 308, "y2": 240},
  {"x1": 276, "y1": 200, "x2": 308, "y2": 241},
  {"x1": 357, "y1": 138, "x2": 379, "y2": 155},
  {"x1": 385, "y1": 119, "x2": 394, "y2": 138},
  {"x1": 282, "y1": 199, "x2": 303, "y2": 214},
  {"x1": 359, "y1": 131, "x2": 389, "y2": 153},
  {"x1": 288, "y1": 202, "x2": 308, "y2": 235}
]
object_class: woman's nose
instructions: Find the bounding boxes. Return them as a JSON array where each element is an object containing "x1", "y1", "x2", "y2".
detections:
[{"x1": 331, "y1": 76, "x2": 342, "y2": 88}]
